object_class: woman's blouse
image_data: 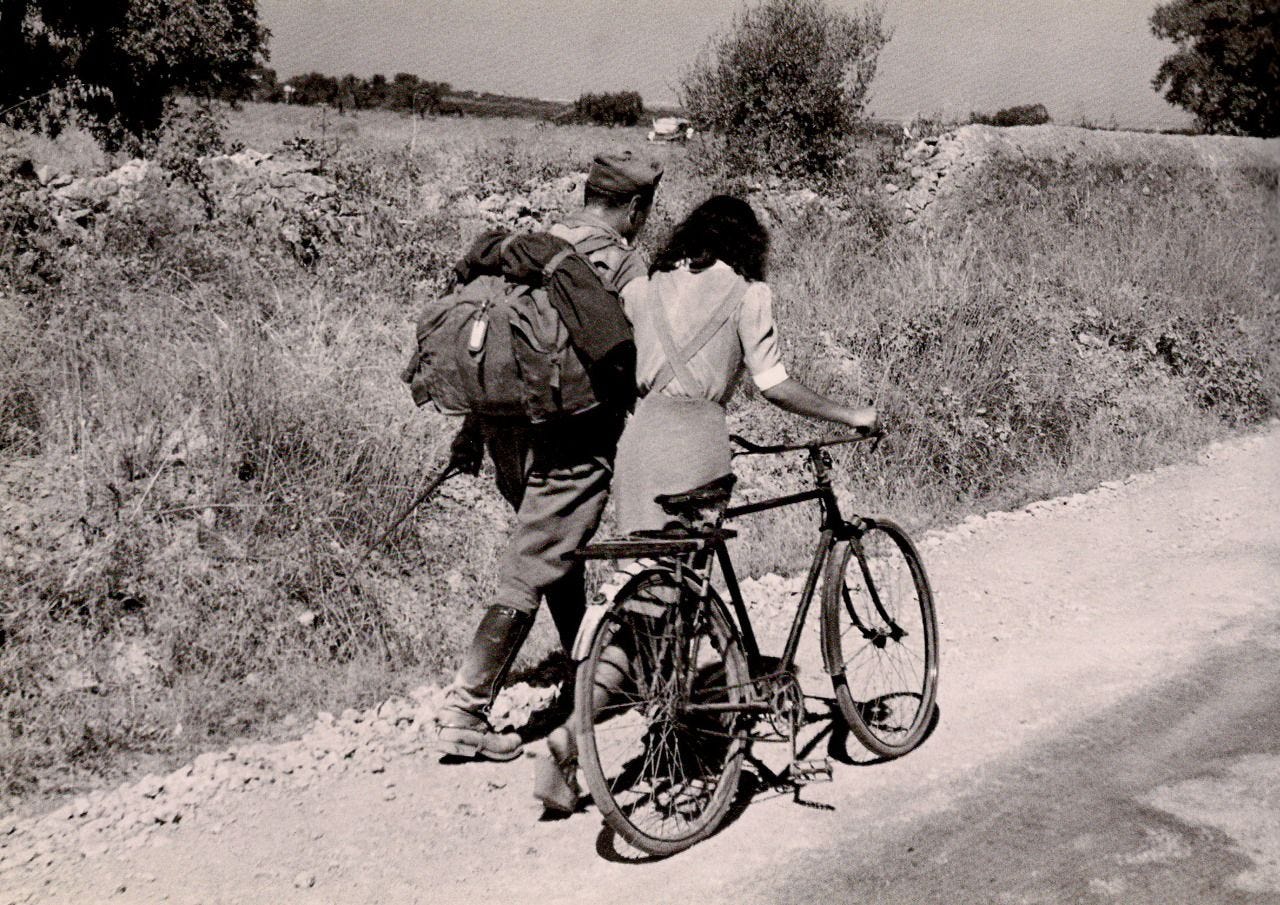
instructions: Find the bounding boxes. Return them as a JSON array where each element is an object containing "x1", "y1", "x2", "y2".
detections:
[{"x1": 621, "y1": 260, "x2": 788, "y2": 405}]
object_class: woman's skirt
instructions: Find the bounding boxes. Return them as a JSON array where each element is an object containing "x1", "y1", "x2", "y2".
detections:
[{"x1": 614, "y1": 394, "x2": 731, "y2": 534}]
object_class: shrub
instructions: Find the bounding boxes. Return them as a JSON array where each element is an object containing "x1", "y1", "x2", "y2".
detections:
[
  {"x1": 571, "y1": 91, "x2": 645, "y2": 127},
  {"x1": 154, "y1": 100, "x2": 241, "y2": 218},
  {"x1": 680, "y1": 0, "x2": 890, "y2": 180},
  {"x1": 970, "y1": 103, "x2": 1051, "y2": 127}
]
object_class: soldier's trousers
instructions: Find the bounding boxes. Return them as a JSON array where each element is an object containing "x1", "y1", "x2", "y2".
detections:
[{"x1": 478, "y1": 408, "x2": 624, "y2": 651}]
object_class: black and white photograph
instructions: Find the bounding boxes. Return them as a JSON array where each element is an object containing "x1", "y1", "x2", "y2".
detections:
[{"x1": 1, "y1": 1, "x2": 1277, "y2": 902}]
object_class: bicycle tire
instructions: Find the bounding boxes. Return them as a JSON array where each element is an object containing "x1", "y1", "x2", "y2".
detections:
[
  {"x1": 821, "y1": 518, "x2": 938, "y2": 758},
  {"x1": 576, "y1": 567, "x2": 749, "y2": 856}
]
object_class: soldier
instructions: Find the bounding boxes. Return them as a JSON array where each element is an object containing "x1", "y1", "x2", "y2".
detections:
[{"x1": 436, "y1": 151, "x2": 663, "y2": 762}]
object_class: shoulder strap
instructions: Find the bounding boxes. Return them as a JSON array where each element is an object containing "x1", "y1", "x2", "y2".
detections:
[
  {"x1": 649, "y1": 278, "x2": 749, "y2": 395},
  {"x1": 542, "y1": 248, "x2": 575, "y2": 281},
  {"x1": 570, "y1": 231, "x2": 623, "y2": 259}
]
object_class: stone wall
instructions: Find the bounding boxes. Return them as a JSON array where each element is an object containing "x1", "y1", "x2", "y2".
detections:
[{"x1": 890, "y1": 124, "x2": 1280, "y2": 225}]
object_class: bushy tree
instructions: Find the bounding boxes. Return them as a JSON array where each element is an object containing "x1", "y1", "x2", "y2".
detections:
[
  {"x1": 361, "y1": 74, "x2": 390, "y2": 110},
  {"x1": 285, "y1": 72, "x2": 339, "y2": 107},
  {"x1": 572, "y1": 91, "x2": 645, "y2": 126},
  {"x1": 680, "y1": 0, "x2": 889, "y2": 179},
  {"x1": 0, "y1": 0, "x2": 267, "y2": 149},
  {"x1": 1150, "y1": 0, "x2": 1279, "y2": 137},
  {"x1": 970, "y1": 103, "x2": 1051, "y2": 127},
  {"x1": 246, "y1": 66, "x2": 283, "y2": 104},
  {"x1": 387, "y1": 73, "x2": 451, "y2": 116}
]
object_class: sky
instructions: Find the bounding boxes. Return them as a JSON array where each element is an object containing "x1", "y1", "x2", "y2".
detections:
[{"x1": 258, "y1": 0, "x2": 1190, "y2": 130}]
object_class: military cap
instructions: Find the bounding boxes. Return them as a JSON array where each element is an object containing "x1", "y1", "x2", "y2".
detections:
[{"x1": 587, "y1": 150, "x2": 663, "y2": 196}]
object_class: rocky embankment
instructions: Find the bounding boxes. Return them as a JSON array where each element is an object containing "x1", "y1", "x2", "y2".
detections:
[{"x1": 890, "y1": 123, "x2": 1280, "y2": 224}]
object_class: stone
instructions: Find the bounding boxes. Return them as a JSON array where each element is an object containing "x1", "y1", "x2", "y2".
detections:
[{"x1": 293, "y1": 871, "x2": 316, "y2": 889}]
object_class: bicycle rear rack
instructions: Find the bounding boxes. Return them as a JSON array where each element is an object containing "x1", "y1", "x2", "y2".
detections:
[{"x1": 566, "y1": 528, "x2": 737, "y2": 561}]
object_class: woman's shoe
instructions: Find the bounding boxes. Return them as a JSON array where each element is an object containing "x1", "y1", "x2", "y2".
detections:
[{"x1": 533, "y1": 726, "x2": 580, "y2": 815}]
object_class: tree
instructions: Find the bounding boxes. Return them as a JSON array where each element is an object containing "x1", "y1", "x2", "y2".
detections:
[
  {"x1": 360, "y1": 74, "x2": 390, "y2": 110},
  {"x1": 388, "y1": 73, "x2": 450, "y2": 116},
  {"x1": 1149, "y1": 0, "x2": 1279, "y2": 137},
  {"x1": 572, "y1": 91, "x2": 645, "y2": 126},
  {"x1": 680, "y1": 0, "x2": 889, "y2": 179},
  {"x1": 970, "y1": 103, "x2": 1051, "y2": 127},
  {"x1": 248, "y1": 66, "x2": 283, "y2": 104},
  {"x1": 284, "y1": 72, "x2": 339, "y2": 107},
  {"x1": 337, "y1": 74, "x2": 362, "y2": 112},
  {"x1": 0, "y1": 0, "x2": 268, "y2": 149}
]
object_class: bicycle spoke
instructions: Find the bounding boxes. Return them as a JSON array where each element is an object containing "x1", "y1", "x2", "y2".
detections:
[{"x1": 578, "y1": 567, "x2": 747, "y2": 853}]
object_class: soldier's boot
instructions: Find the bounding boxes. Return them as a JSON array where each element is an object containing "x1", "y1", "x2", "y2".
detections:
[
  {"x1": 436, "y1": 605, "x2": 533, "y2": 762},
  {"x1": 533, "y1": 643, "x2": 630, "y2": 813}
]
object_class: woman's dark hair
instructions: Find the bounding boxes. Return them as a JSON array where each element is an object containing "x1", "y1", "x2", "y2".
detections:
[{"x1": 651, "y1": 195, "x2": 768, "y2": 282}]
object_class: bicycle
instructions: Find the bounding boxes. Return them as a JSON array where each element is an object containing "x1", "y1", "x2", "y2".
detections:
[{"x1": 567, "y1": 431, "x2": 939, "y2": 856}]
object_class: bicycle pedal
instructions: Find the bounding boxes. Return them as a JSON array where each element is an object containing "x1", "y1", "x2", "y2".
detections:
[{"x1": 791, "y1": 758, "x2": 833, "y2": 784}]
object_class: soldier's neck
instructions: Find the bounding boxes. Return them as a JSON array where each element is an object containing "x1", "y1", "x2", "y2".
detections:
[{"x1": 577, "y1": 205, "x2": 632, "y2": 241}]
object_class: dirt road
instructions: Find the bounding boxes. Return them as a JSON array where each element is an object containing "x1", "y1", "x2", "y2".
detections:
[{"x1": 6, "y1": 426, "x2": 1279, "y2": 905}]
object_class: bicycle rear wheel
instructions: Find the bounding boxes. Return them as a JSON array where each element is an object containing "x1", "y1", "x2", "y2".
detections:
[
  {"x1": 576, "y1": 567, "x2": 749, "y2": 856},
  {"x1": 821, "y1": 519, "x2": 938, "y2": 758}
]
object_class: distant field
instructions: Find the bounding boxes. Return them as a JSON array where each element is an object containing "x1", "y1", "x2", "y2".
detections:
[{"x1": 1, "y1": 102, "x2": 1276, "y2": 809}]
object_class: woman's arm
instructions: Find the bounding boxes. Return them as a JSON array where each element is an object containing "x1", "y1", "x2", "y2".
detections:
[
  {"x1": 761, "y1": 378, "x2": 878, "y2": 432},
  {"x1": 738, "y1": 283, "x2": 877, "y2": 431}
]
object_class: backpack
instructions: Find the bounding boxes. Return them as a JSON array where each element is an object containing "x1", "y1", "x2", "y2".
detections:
[{"x1": 402, "y1": 270, "x2": 599, "y2": 423}]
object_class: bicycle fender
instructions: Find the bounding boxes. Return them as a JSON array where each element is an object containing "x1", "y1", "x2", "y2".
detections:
[
  {"x1": 569, "y1": 560, "x2": 657, "y2": 661},
  {"x1": 819, "y1": 538, "x2": 850, "y2": 677},
  {"x1": 571, "y1": 603, "x2": 609, "y2": 661}
]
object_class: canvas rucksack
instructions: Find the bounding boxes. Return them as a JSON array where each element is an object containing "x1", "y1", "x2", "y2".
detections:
[{"x1": 402, "y1": 262, "x2": 599, "y2": 423}]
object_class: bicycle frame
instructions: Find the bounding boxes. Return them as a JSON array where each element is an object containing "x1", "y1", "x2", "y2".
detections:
[
  {"x1": 707, "y1": 444, "x2": 862, "y2": 681},
  {"x1": 569, "y1": 432, "x2": 881, "y2": 695}
]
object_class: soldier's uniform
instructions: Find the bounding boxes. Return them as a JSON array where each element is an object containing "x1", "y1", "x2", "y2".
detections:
[
  {"x1": 548, "y1": 211, "x2": 649, "y2": 295},
  {"x1": 437, "y1": 151, "x2": 662, "y2": 762}
]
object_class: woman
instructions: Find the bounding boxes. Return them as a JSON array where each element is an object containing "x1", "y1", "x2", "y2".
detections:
[
  {"x1": 614, "y1": 194, "x2": 875, "y2": 534},
  {"x1": 533, "y1": 194, "x2": 877, "y2": 812}
]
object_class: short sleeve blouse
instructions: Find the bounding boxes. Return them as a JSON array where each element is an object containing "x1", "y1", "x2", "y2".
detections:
[{"x1": 622, "y1": 261, "x2": 789, "y2": 404}]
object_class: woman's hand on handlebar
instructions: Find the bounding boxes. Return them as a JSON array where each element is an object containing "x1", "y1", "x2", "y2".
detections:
[{"x1": 838, "y1": 405, "x2": 878, "y2": 434}]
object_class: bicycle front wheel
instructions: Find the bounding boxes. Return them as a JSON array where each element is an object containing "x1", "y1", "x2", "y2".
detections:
[
  {"x1": 576, "y1": 567, "x2": 749, "y2": 857},
  {"x1": 821, "y1": 519, "x2": 938, "y2": 758}
]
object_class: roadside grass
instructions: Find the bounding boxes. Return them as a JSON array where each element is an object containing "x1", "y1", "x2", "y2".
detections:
[{"x1": 0, "y1": 107, "x2": 1276, "y2": 809}]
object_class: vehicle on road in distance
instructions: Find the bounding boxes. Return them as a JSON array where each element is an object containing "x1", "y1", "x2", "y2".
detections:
[{"x1": 647, "y1": 117, "x2": 695, "y2": 142}]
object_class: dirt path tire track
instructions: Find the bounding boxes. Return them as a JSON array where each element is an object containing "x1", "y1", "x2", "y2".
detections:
[{"x1": 5, "y1": 425, "x2": 1279, "y2": 905}]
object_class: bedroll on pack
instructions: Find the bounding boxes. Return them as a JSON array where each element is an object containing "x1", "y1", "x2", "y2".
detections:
[{"x1": 402, "y1": 243, "x2": 602, "y2": 422}]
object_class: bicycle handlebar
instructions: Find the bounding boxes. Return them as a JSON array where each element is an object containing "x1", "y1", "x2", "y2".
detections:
[{"x1": 729, "y1": 429, "x2": 886, "y2": 457}]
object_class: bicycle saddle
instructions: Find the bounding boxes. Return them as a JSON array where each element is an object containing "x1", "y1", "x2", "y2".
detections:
[{"x1": 653, "y1": 474, "x2": 736, "y2": 514}]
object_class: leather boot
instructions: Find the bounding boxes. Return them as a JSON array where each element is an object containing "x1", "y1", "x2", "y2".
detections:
[{"x1": 436, "y1": 604, "x2": 533, "y2": 762}]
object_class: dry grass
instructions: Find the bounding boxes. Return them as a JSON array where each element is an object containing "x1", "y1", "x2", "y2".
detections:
[{"x1": 0, "y1": 103, "x2": 1276, "y2": 808}]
